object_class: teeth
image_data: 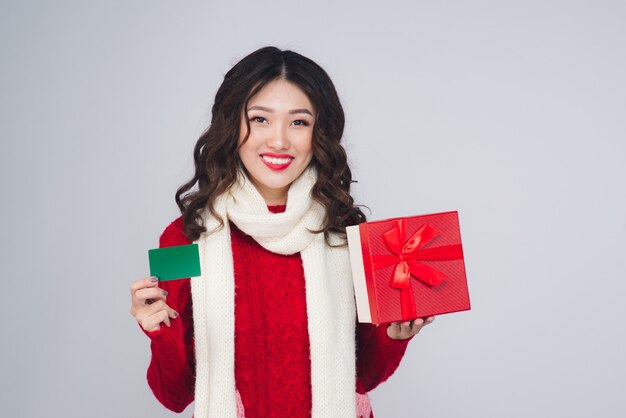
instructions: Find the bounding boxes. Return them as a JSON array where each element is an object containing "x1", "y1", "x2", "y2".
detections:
[{"x1": 262, "y1": 155, "x2": 292, "y2": 165}]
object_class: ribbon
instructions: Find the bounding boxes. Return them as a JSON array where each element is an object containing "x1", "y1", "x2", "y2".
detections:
[{"x1": 371, "y1": 219, "x2": 463, "y2": 320}]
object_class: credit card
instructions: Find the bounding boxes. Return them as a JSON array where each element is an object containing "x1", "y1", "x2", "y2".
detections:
[{"x1": 148, "y1": 244, "x2": 201, "y2": 281}]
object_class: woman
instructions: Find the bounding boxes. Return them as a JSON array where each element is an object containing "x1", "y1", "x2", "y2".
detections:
[{"x1": 130, "y1": 46, "x2": 434, "y2": 418}]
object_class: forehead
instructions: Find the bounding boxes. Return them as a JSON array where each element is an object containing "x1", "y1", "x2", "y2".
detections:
[{"x1": 248, "y1": 79, "x2": 313, "y2": 110}]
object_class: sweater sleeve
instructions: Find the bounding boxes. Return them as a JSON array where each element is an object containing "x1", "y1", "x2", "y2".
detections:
[
  {"x1": 355, "y1": 321, "x2": 414, "y2": 393},
  {"x1": 141, "y1": 217, "x2": 195, "y2": 412}
]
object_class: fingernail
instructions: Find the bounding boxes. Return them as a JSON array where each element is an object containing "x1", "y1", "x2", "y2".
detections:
[
  {"x1": 163, "y1": 290, "x2": 168, "y2": 296},
  {"x1": 173, "y1": 311, "x2": 179, "y2": 318},
  {"x1": 150, "y1": 276, "x2": 158, "y2": 283}
]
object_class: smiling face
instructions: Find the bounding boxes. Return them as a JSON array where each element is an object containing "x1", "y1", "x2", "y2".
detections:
[{"x1": 238, "y1": 78, "x2": 316, "y2": 205}]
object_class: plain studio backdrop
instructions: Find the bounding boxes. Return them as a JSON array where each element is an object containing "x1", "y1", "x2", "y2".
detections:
[{"x1": 1, "y1": 1, "x2": 625, "y2": 417}]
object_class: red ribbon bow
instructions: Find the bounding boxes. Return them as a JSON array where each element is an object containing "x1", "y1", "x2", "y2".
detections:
[{"x1": 371, "y1": 219, "x2": 463, "y2": 320}]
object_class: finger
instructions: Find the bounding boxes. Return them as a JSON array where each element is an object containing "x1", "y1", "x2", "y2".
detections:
[
  {"x1": 147, "y1": 299, "x2": 169, "y2": 316},
  {"x1": 130, "y1": 279, "x2": 160, "y2": 316},
  {"x1": 130, "y1": 276, "x2": 159, "y2": 293},
  {"x1": 130, "y1": 276, "x2": 159, "y2": 294},
  {"x1": 401, "y1": 321, "x2": 414, "y2": 339},
  {"x1": 134, "y1": 287, "x2": 168, "y2": 305},
  {"x1": 161, "y1": 310, "x2": 171, "y2": 327},
  {"x1": 386, "y1": 322, "x2": 401, "y2": 339},
  {"x1": 132, "y1": 288, "x2": 167, "y2": 313},
  {"x1": 140, "y1": 309, "x2": 171, "y2": 332},
  {"x1": 143, "y1": 300, "x2": 179, "y2": 321},
  {"x1": 425, "y1": 316, "x2": 435, "y2": 325},
  {"x1": 154, "y1": 306, "x2": 178, "y2": 327},
  {"x1": 135, "y1": 300, "x2": 178, "y2": 328},
  {"x1": 135, "y1": 299, "x2": 167, "y2": 321},
  {"x1": 410, "y1": 318, "x2": 425, "y2": 336},
  {"x1": 165, "y1": 304, "x2": 178, "y2": 319}
]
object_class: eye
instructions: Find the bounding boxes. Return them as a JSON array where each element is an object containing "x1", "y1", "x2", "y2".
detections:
[
  {"x1": 292, "y1": 119, "x2": 309, "y2": 126},
  {"x1": 249, "y1": 116, "x2": 267, "y2": 123}
]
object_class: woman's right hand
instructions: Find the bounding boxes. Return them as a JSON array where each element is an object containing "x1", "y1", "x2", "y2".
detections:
[{"x1": 130, "y1": 276, "x2": 179, "y2": 332}]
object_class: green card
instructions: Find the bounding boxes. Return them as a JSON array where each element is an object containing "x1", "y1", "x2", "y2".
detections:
[{"x1": 148, "y1": 244, "x2": 201, "y2": 281}]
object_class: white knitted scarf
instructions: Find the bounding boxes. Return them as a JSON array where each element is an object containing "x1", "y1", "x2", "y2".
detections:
[{"x1": 190, "y1": 166, "x2": 357, "y2": 417}]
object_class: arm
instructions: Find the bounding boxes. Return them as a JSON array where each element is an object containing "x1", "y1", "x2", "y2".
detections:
[
  {"x1": 355, "y1": 321, "x2": 413, "y2": 393},
  {"x1": 142, "y1": 217, "x2": 195, "y2": 412}
]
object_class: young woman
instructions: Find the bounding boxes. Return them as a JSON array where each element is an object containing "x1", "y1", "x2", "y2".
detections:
[{"x1": 130, "y1": 46, "x2": 434, "y2": 418}]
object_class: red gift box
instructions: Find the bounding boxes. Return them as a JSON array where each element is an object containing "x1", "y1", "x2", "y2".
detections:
[{"x1": 346, "y1": 211, "x2": 470, "y2": 324}]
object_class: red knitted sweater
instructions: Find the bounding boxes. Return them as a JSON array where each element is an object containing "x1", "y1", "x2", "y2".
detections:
[{"x1": 142, "y1": 206, "x2": 412, "y2": 417}]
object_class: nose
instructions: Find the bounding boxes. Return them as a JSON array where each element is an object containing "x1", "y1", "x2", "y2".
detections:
[{"x1": 266, "y1": 122, "x2": 290, "y2": 151}]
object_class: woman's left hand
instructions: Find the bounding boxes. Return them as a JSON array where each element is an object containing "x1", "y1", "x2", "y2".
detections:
[{"x1": 386, "y1": 316, "x2": 435, "y2": 340}]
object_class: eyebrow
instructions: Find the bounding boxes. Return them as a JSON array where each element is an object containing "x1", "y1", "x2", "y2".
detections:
[{"x1": 247, "y1": 105, "x2": 313, "y2": 116}]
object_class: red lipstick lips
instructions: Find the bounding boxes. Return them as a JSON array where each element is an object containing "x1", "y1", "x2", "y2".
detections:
[{"x1": 260, "y1": 153, "x2": 294, "y2": 171}]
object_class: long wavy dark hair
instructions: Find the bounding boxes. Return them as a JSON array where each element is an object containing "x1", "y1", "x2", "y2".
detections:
[{"x1": 175, "y1": 46, "x2": 366, "y2": 243}]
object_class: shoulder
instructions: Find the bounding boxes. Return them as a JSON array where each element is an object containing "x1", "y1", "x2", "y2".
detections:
[{"x1": 159, "y1": 216, "x2": 192, "y2": 248}]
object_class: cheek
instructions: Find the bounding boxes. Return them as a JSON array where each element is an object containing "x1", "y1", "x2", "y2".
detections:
[
  {"x1": 238, "y1": 128, "x2": 259, "y2": 154},
  {"x1": 297, "y1": 130, "x2": 314, "y2": 152},
  {"x1": 303, "y1": 135, "x2": 314, "y2": 159},
  {"x1": 304, "y1": 143, "x2": 314, "y2": 160},
  {"x1": 238, "y1": 142, "x2": 255, "y2": 164},
  {"x1": 237, "y1": 137, "x2": 254, "y2": 166},
  {"x1": 238, "y1": 117, "x2": 254, "y2": 148},
  {"x1": 240, "y1": 124, "x2": 263, "y2": 148}
]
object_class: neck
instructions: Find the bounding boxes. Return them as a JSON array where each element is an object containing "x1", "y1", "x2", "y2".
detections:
[
  {"x1": 263, "y1": 195, "x2": 287, "y2": 205},
  {"x1": 250, "y1": 179, "x2": 288, "y2": 205}
]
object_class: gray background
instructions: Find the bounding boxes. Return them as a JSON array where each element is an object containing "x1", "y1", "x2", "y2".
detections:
[{"x1": 1, "y1": 1, "x2": 625, "y2": 417}]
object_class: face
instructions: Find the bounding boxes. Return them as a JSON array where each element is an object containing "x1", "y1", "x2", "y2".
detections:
[{"x1": 238, "y1": 78, "x2": 316, "y2": 205}]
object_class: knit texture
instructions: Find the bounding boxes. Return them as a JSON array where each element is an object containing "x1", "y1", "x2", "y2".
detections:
[
  {"x1": 142, "y1": 190, "x2": 414, "y2": 416},
  {"x1": 190, "y1": 167, "x2": 356, "y2": 417},
  {"x1": 231, "y1": 216, "x2": 312, "y2": 416}
]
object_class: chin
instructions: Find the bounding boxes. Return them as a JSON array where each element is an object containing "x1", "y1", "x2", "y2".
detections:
[{"x1": 263, "y1": 178, "x2": 297, "y2": 190}]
